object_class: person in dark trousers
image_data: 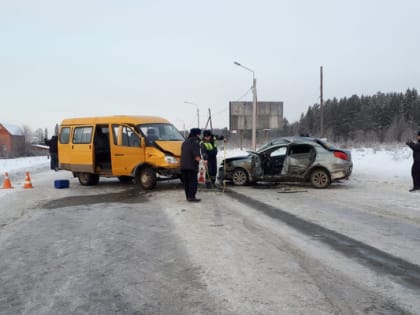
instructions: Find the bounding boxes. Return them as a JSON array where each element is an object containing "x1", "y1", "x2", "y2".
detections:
[
  {"x1": 406, "y1": 131, "x2": 420, "y2": 192},
  {"x1": 201, "y1": 130, "x2": 218, "y2": 188},
  {"x1": 44, "y1": 135, "x2": 59, "y2": 171},
  {"x1": 181, "y1": 128, "x2": 205, "y2": 202}
]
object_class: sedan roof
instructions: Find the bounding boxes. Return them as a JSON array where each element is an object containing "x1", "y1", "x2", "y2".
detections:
[{"x1": 257, "y1": 136, "x2": 337, "y2": 153}]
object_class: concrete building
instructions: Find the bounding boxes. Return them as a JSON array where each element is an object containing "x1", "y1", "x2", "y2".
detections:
[
  {"x1": 228, "y1": 101, "x2": 284, "y2": 147},
  {"x1": 229, "y1": 101, "x2": 284, "y2": 131}
]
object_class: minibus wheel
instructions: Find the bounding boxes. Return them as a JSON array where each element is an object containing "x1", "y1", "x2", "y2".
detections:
[
  {"x1": 136, "y1": 167, "x2": 157, "y2": 190},
  {"x1": 78, "y1": 173, "x2": 100, "y2": 186}
]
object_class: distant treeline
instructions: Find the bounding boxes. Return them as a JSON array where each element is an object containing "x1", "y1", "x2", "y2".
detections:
[{"x1": 285, "y1": 88, "x2": 420, "y2": 143}]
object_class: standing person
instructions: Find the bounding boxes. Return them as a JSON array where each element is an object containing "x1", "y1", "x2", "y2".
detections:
[
  {"x1": 44, "y1": 135, "x2": 59, "y2": 171},
  {"x1": 181, "y1": 128, "x2": 205, "y2": 202},
  {"x1": 406, "y1": 131, "x2": 420, "y2": 192},
  {"x1": 201, "y1": 130, "x2": 218, "y2": 188}
]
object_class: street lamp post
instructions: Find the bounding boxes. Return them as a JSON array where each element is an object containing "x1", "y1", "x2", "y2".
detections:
[
  {"x1": 234, "y1": 61, "x2": 257, "y2": 151},
  {"x1": 184, "y1": 101, "x2": 200, "y2": 128}
]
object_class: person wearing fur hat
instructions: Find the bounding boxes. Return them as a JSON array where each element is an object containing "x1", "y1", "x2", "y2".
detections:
[
  {"x1": 181, "y1": 128, "x2": 206, "y2": 201},
  {"x1": 406, "y1": 131, "x2": 420, "y2": 192}
]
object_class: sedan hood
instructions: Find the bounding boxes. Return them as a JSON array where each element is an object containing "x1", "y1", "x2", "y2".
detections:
[
  {"x1": 224, "y1": 155, "x2": 250, "y2": 163},
  {"x1": 224, "y1": 151, "x2": 259, "y2": 163}
]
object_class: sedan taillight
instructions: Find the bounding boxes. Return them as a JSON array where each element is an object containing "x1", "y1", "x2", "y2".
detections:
[{"x1": 334, "y1": 151, "x2": 348, "y2": 160}]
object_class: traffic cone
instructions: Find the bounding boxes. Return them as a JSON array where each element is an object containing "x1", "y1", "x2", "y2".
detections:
[
  {"x1": 1, "y1": 172, "x2": 13, "y2": 189},
  {"x1": 198, "y1": 167, "x2": 205, "y2": 184},
  {"x1": 23, "y1": 171, "x2": 33, "y2": 189}
]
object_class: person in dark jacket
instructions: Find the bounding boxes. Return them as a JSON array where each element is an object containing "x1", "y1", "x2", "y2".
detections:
[
  {"x1": 44, "y1": 135, "x2": 59, "y2": 171},
  {"x1": 181, "y1": 128, "x2": 206, "y2": 202},
  {"x1": 406, "y1": 131, "x2": 420, "y2": 192},
  {"x1": 201, "y1": 130, "x2": 218, "y2": 188}
]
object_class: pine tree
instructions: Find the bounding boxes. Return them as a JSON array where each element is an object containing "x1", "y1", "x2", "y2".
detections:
[{"x1": 293, "y1": 89, "x2": 420, "y2": 143}]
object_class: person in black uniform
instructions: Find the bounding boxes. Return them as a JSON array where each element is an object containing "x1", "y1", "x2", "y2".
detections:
[
  {"x1": 201, "y1": 130, "x2": 218, "y2": 188},
  {"x1": 181, "y1": 128, "x2": 205, "y2": 202},
  {"x1": 44, "y1": 135, "x2": 59, "y2": 171},
  {"x1": 406, "y1": 131, "x2": 420, "y2": 192}
]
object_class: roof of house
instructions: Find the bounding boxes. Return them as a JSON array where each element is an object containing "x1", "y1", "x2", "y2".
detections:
[{"x1": 0, "y1": 123, "x2": 24, "y2": 136}]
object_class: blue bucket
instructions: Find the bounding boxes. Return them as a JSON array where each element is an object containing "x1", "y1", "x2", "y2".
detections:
[{"x1": 54, "y1": 179, "x2": 69, "y2": 189}]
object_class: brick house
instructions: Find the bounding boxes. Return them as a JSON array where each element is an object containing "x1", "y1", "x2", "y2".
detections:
[{"x1": 0, "y1": 123, "x2": 25, "y2": 158}]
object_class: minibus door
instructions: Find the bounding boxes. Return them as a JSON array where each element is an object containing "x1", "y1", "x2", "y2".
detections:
[
  {"x1": 69, "y1": 126, "x2": 95, "y2": 173},
  {"x1": 110, "y1": 124, "x2": 145, "y2": 176},
  {"x1": 58, "y1": 126, "x2": 72, "y2": 169}
]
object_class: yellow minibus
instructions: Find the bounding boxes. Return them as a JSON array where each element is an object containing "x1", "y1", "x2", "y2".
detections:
[{"x1": 58, "y1": 115, "x2": 184, "y2": 189}]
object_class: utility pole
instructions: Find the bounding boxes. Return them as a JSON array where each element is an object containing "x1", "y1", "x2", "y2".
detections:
[
  {"x1": 184, "y1": 101, "x2": 200, "y2": 128},
  {"x1": 252, "y1": 77, "x2": 257, "y2": 151},
  {"x1": 320, "y1": 66, "x2": 324, "y2": 137},
  {"x1": 204, "y1": 108, "x2": 213, "y2": 130},
  {"x1": 234, "y1": 61, "x2": 257, "y2": 151}
]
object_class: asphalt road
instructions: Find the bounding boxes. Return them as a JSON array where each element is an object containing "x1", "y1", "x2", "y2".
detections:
[{"x1": 0, "y1": 169, "x2": 419, "y2": 314}]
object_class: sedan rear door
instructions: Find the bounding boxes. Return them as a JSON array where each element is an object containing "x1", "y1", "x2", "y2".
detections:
[{"x1": 281, "y1": 144, "x2": 315, "y2": 176}]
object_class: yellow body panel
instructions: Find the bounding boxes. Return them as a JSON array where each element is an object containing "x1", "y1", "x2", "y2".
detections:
[{"x1": 60, "y1": 115, "x2": 170, "y2": 127}]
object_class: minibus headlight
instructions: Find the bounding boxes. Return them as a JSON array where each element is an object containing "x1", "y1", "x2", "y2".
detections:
[{"x1": 165, "y1": 156, "x2": 178, "y2": 164}]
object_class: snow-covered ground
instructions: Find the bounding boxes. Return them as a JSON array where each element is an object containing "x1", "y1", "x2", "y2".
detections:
[
  {"x1": 0, "y1": 146, "x2": 415, "y2": 188},
  {"x1": 0, "y1": 156, "x2": 50, "y2": 174},
  {"x1": 352, "y1": 146, "x2": 412, "y2": 184}
]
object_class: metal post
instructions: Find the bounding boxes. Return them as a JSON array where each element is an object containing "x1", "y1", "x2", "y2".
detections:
[
  {"x1": 252, "y1": 77, "x2": 257, "y2": 151},
  {"x1": 196, "y1": 107, "x2": 200, "y2": 129},
  {"x1": 320, "y1": 66, "x2": 324, "y2": 137},
  {"x1": 184, "y1": 101, "x2": 200, "y2": 128},
  {"x1": 234, "y1": 61, "x2": 257, "y2": 151}
]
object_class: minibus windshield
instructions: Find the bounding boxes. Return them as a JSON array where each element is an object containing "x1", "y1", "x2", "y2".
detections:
[{"x1": 137, "y1": 123, "x2": 184, "y2": 141}]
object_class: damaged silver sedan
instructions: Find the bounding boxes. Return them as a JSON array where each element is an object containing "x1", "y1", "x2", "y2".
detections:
[{"x1": 218, "y1": 137, "x2": 353, "y2": 188}]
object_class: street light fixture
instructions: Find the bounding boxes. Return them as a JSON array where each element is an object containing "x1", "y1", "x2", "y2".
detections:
[
  {"x1": 234, "y1": 61, "x2": 257, "y2": 151},
  {"x1": 184, "y1": 101, "x2": 200, "y2": 128}
]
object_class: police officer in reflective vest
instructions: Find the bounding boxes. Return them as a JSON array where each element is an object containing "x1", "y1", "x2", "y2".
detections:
[{"x1": 201, "y1": 130, "x2": 218, "y2": 188}]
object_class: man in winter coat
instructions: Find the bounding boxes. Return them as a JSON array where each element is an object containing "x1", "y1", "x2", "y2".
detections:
[
  {"x1": 201, "y1": 130, "x2": 218, "y2": 188},
  {"x1": 181, "y1": 128, "x2": 206, "y2": 202},
  {"x1": 44, "y1": 135, "x2": 59, "y2": 171},
  {"x1": 406, "y1": 131, "x2": 420, "y2": 192}
]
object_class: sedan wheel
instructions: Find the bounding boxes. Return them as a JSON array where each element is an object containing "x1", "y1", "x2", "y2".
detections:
[
  {"x1": 232, "y1": 168, "x2": 249, "y2": 186},
  {"x1": 310, "y1": 168, "x2": 330, "y2": 188}
]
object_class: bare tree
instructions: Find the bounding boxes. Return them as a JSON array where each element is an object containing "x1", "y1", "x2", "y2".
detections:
[
  {"x1": 34, "y1": 128, "x2": 44, "y2": 144},
  {"x1": 22, "y1": 125, "x2": 33, "y2": 144}
]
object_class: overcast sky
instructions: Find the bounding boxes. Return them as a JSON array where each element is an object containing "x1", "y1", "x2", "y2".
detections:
[{"x1": 1, "y1": 0, "x2": 419, "y2": 134}]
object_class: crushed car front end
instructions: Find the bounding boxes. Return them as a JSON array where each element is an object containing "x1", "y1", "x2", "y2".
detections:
[{"x1": 217, "y1": 153, "x2": 261, "y2": 185}]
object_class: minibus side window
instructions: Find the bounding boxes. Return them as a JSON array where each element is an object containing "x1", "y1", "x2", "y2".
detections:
[
  {"x1": 59, "y1": 127, "x2": 70, "y2": 144},
  {"x1": 112, "y1": 124, "x2": 141, "y2": 147},
  {"x1": 73, "y1": 127, "x2": 93, "y2": 144}
]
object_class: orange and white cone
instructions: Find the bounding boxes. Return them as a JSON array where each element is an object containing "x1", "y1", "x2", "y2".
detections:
[
  {"x1": 23, "y1": 171, "x2": 33, "y2": 189},
  {"x1": 1, "y1": 172, "x2": 13, "y2": 189},
  {"x1": 198, "y1": 167, "x2": 205, "y2": 184}
]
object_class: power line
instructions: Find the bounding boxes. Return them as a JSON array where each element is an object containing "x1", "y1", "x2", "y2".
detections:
[{"x1": 235, "y1": 87, "x2": 252, "y2": 101}]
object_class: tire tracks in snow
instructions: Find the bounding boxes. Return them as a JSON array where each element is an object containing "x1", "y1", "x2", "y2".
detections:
[{"x1": 226, "y1": 189, "x2": 420, "y2": 290}]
